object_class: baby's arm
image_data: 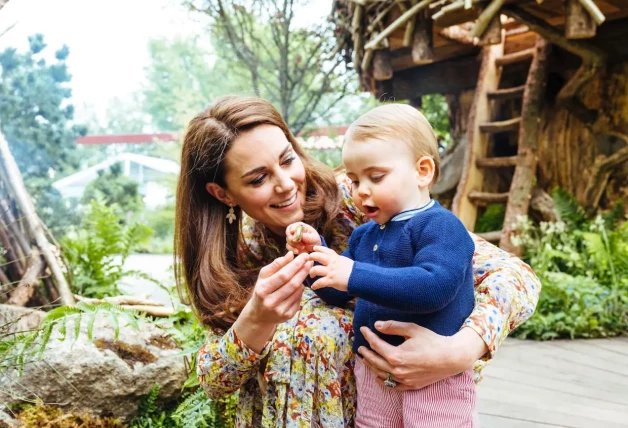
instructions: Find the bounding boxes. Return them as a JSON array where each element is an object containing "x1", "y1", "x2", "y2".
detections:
[
  {"x1": 347, "y1": 215, "x2": 474, "y2": 313},
  {"x1": 285, "y1": 222, "x2": 353, "y2": 307},
  {"x1": 286, "y1": 222, "x2": 321, "y2": 254}
]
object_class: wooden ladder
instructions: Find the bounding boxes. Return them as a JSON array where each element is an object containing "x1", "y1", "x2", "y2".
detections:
[{"x1": 452, "y1": 34, "x2": 550, "y2": 255}]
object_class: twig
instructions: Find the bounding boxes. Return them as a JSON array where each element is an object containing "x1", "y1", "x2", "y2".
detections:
[
  {"x1": 74, "y1": 294, "x2": 166, "y2": 307},
  {"x1": 578, "y1": 0, "x2": 605, "y2": 25},
  {"x1": 471, "y1": 0, "x2": 506, "y2": 39},
  {"x1": 404, "y1": 16, "x2": 416, "y2": 47},
  {"x1": 365, "y1": 0, "x2": 434, "y2": 50},
  {"x1": 0, "y1": 128, "x2": 74, "y2": 305},
  {"x1": 503, "y1": 6, "x2": 606, "y2": 65}
]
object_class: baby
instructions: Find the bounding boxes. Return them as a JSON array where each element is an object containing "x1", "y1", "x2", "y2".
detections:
[{"x1": 287, "y1": 104, "x2": 478, "y2": 427}]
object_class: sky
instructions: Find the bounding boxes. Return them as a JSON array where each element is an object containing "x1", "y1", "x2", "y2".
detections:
[{"x1": 0, "y1": 0, "x2": 331, "y2": 125}]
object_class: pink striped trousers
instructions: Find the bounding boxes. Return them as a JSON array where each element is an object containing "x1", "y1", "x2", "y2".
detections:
[{"x1": 354, "y1": 357, "x2": 479, "y2": 428}]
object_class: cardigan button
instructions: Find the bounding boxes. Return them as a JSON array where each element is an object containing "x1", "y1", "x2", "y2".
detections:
[
  {"x1": 373, "y1": 244, "x2": 378, "y2": 251},
  {"x1": 380, "y1": 224, "x2": 385, "y2": 229}
]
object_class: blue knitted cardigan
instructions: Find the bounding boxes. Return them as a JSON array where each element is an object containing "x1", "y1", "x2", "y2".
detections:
[{"x1": 312, "y1": 200, "x2": 475, "y2": 353}]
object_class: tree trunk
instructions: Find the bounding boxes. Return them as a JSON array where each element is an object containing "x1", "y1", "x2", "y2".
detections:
[{"x1": 537, "y1": 62, "x2": 628, "y2": 212}]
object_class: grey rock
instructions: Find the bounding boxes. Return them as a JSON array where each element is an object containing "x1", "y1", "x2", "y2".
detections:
[
  {"x1": 0, "y1": 409, "x2": 19, "y2": 428},
  {"x1": 0, "y1": 307, "x2": 187, "y2": 422},
  {"x1": 0, "y1": 305, "x2": 45, "y2": 335}
]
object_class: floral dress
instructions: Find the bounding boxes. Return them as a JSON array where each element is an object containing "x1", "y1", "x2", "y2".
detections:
[{"x1": 197, "y1": 174, "x2": 541, "y2": 427}]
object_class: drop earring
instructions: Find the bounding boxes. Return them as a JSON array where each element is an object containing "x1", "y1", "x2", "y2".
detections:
[{"x1": 226, "y1": 205, "x2": 237, "y2": 224}]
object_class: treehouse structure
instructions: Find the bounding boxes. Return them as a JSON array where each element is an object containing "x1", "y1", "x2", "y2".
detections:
[{"x1": 333, "y1": 0, "x2": 628, "y2": 254}]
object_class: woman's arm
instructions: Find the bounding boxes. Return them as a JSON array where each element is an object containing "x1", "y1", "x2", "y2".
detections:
[
  {"x1": 358, "y1": 235, "x2": 541, "y2": 388},
  {"x1": 357, "y1": 321, "x2": 486, "y2": 391},
  {"x1": 197, "y1": 326, "x2": 272, "y2": 399},
  {"x1": 198, "y1": 251, "x2": 313, "y2": 397},
  {"x1": 464, "y1": 234, "x2": 540, "y2": 356}
]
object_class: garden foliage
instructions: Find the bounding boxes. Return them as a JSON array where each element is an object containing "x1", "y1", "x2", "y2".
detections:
[{"x1": 511, "y1": 189, "x2": 628, "y2": 340}]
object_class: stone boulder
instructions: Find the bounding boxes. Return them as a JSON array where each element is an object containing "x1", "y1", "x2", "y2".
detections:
[{"x1": 0, "y1": 304, "x2": 187, "y2": 422}]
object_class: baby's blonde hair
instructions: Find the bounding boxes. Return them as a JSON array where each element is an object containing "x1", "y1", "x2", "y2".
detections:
[{"x1": 344, "y1": 104, "x2": 440, "y2": 184}]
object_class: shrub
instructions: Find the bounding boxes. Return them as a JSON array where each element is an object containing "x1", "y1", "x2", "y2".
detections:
[{"x1": 512, "y1": 191, "x2": 628, "y2": 340}]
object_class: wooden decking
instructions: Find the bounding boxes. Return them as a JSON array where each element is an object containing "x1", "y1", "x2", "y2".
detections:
[{"x1": 478, "y1": 337, "x2": 628, "y2": 427}]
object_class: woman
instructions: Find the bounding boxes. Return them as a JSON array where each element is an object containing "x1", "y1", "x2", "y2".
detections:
[{"x1": 175, "y1": 95, "x2": 540, "y2": 427}]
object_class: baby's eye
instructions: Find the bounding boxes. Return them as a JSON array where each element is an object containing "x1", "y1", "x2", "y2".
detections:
[{"x1": 371, "y1": 174, "x2": 385, "y2": 182}]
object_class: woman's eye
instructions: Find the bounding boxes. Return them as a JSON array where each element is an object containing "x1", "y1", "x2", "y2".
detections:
[
  {"x1": 250, "y1": 175, "x2": 266, "y2": 186},
  {"x1": 282, "y1": 156, "x2": 295, "y2": 166}
]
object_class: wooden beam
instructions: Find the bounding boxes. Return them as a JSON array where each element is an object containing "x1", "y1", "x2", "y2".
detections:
[
  {"x1": 505, "y1": 26, "x2": 530, "y2": 38},
  {"x1": 373, "y1": 48, "x2": 394, "y2": 80},
  {"x1": 500, "y1": 38, "x2": 551, "y2": 255},
  {"x1": 476, "y1": 155, "x2": 519, "y2": 168},
  {"x1": 468, "y1": 191, "x2": 510, "y2": 205},
  {"x1": 391, "y1": 53, "x2": 481, "y2": 100},
  {"x1": 439, "y1": 25, "x2": 475, "y2": 45},
  {"x1": 487, "y1": 85, "x2": 525, "y2": 100},
  {"x1": 7, "y1": 249, "x2": 45, "y2": 306},
  {"x1": 479, "y1": 117, "x2": 521, "y2": 134},
  {"x1": 495, "y1": 48, "x2": 535, "y2": 67},
  {"x1": 566, "y1": 0, "x2": 596, "y2": 39},
  {"x1": 503, "y1": 5, "x2": 606, "y2": 65},
  {"x1": 412, "y1": 12, "x2": 434, "y2": 64},
  {"x1": 476, "y1": 230, "x2": 502, "y2": 242}
]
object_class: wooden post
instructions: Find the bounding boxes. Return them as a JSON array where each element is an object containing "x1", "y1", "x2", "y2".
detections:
[
  {"x1": 499, "y1": 38, "x2": 551, "y2": 255},
  {"x1": 412, "y1": 12, "x2": 434, "y2": 64},
  {"x1": 0, "y1": 128, "x2": 75, "y2": 306},
  {"x1": 373, "y1": 48, "x2": 394, "y2": 80},
  {"x1": 480, "y1": 15, "x2": 502, "y2": 45},
  {"x1": 566, "y1": 0, "x2": 596, "y2": 39},
  {"x1": 452, "y1": 43, "x2": 504, "y2": 230}
]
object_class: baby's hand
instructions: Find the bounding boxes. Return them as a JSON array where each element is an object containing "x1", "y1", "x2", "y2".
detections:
[
  {"x1": 286, "y1": 222, "x2": 320, "y2": 254},
  {"x1": 309, "y1": 246, "x2": 353, "y2": 292}
]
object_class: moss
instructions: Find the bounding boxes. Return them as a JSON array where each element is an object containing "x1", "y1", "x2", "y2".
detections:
[
  {"x1": 14, "y1": 403, "x2": 125, "y2": 427},
  {"x1": 94, "y1": 339, "x2": 157, "y2": 367}
]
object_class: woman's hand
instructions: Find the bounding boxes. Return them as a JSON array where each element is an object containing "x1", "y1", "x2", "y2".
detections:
[
  {"x1": 234, "y1": 251, "x2": 313, "y2": 353},
  {"x1": 285, "y1": 222, "x2": 320, "y2": 254},
  {"x1": 358, "y1": 321, "x2": 488, "y2": 391}
]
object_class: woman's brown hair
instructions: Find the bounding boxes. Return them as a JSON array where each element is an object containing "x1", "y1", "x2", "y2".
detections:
[{"x1": 175, "y1": 95, "x2": 341, "y2": 331}]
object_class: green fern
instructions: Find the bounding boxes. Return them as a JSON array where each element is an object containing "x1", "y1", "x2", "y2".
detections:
[
  {"x1": 2, "y1": 302, "x2": 144, "y2": 374},
  {"x1": 474, "y1": 204, "x2": 506, "y2": 233},
  {"x1": 552, "y1": 187, "x2": 587, "y2": 228},
  {"x1": 137, "y1": 384, "x2": 161, "y2": 417},
  {"x1": 62, "y1": 199, "x2": 153, "y2": 298}
]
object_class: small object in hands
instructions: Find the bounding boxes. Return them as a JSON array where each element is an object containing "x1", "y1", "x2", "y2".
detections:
[
  {"x1": 385, "y1": 372, "x2": 397, "y2": 388},
  {"x1": 226, "y1": 205, "x2": 237, "y2": 224},
  {"x1": 292, "y1": 224, "x2": 304, "y2": 243}
]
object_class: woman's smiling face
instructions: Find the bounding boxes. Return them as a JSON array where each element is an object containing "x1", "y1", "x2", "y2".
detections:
[{"x1": 220, "y1": 124, "x2": 307, "y2": 235}]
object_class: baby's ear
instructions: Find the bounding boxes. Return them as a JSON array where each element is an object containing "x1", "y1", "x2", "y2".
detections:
[{"x1": 415, "y1": 156, "x2": 435, "y2": 188}]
